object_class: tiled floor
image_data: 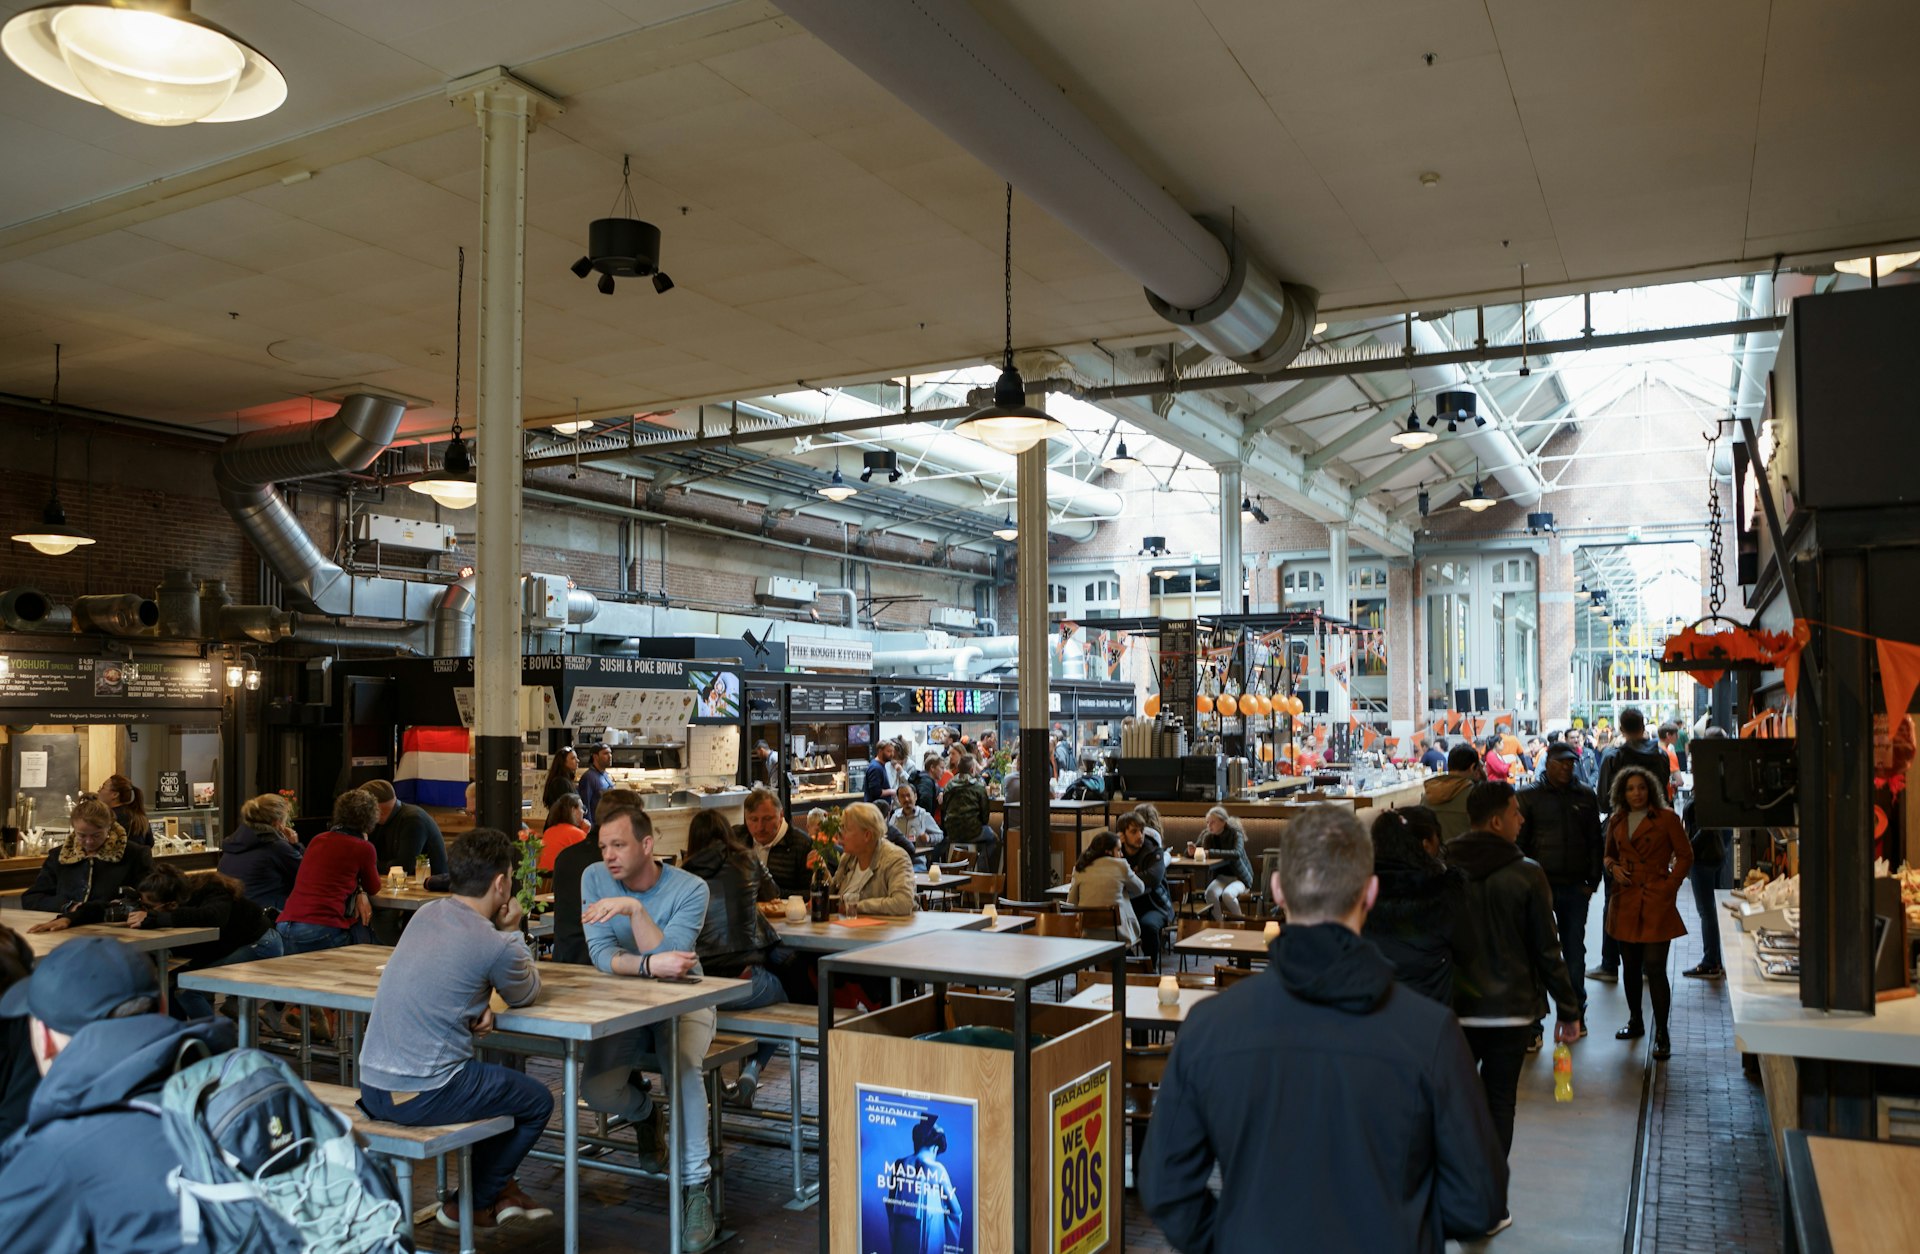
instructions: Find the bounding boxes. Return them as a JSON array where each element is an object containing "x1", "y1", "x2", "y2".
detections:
[
  {"x1": 323, "y1": 896, "x2": 1780, "y2": 1253},
  {"x1": 1635, "y1": 889, "x2": 1782, "y2": 1254}
]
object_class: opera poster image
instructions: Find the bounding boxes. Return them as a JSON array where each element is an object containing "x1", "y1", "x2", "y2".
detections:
[
  {"x1": 690, "y1": 669, "x2": 739, "y2": 719},
  {"x1": 857, "y1": 1084, "x2": 976, "y2": 1254}
]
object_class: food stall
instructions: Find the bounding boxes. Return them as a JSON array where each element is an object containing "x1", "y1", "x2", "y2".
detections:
[
  {"x1": 878, "y1": 679, "x2": 1002, "y2": 779},
  {"x1": 782, "y1": 676, "x2": 878, "y2": 815},
  {"x1": 0, "y1": 636, "x2": 228, "y2": 892}
]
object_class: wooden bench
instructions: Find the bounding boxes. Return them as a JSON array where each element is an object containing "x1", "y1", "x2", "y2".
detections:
[
  {"x1": 712, "y1": 1002, "x2": 856, "y2": 1209},
  {"x1": 306, "y1": 1080, "x2": 509, "y2": 1254}
]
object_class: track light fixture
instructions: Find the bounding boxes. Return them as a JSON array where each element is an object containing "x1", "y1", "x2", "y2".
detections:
[
  {"x1": 956, "y1": 185, "x2": 1066, "y2": 454},
  {"x1": 1102, "y1": 438, "x2": 1140, "y2": 474},
  {"x1": 570, "y1": 156, "x2": 674, "y2": 296},
  {"x1": 1526, "y1": 511, "x2": 1555, "y2": 535},
  {"x1": 860, "y1": 449, "x2": 901, "y2": 483}
]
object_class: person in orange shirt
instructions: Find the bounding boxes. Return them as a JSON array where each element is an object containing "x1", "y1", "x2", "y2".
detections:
[
  {"x1": 1656, "y1": 723, "x2": 1683, "y2": 803},
  {"x1": 534, "y1": 794, "x2": 588, "y2": 873}
]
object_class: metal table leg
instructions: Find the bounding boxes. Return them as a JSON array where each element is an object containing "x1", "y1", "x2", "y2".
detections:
[
  {"x1": 394, "y1": 1158, "x2": 415, "y2": 1241},
  {"x1": 153, "y1": 947, "x2": 170, "y2": 1015},
  {"x1": 668, "y1": 1016, "x2": 683, "y2": 1252},
  {"x1": 458, "y1": 1147, "x2": 475, "y2": 1254},
  {"x1": 563, "y1": 1040, "x2": 580, "y2": 1254},
  {"x1": 237, "y1": 996, "x2": 256, "y2": 1048}
]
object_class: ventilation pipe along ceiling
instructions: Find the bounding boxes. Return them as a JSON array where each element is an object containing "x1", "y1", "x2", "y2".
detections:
[{"x1": 776, "y1": 0, "x2": 1317, "y2": 371}]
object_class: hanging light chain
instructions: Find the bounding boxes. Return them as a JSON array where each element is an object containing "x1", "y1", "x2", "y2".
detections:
[
  {"x1": 1002, "y1": 183, "x2": 1014, "y2": 367},
  {"x1": 450, "y1": 246, "x2": 464, "y2": 445},
  {"x1": 1706, "y1": 430, "x2": 1727, "y2": 616}
]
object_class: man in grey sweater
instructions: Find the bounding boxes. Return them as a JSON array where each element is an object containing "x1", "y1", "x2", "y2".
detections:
[{"x1": 358, "y1": 828, "x2": 550, "y2": 1232}]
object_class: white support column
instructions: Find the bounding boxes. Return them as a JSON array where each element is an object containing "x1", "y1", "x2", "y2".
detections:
[
  {"x1": 450, "y1": 71, "x2": 562, "y2": 830},
  {"x1": 1016, "y1": 406, "x2": 1052, "y2": 899},
  {"x1": 1326, "y1": 522, "x2": 1350, "y2": 620},
  {"x1": 1218, "y1": 464, "x2": 1244, "y2": 615}
]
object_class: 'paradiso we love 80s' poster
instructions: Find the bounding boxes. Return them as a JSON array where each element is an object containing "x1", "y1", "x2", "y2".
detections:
[{"x1": 857, "y1": 1084, "x2": 977, "y2": 1254}]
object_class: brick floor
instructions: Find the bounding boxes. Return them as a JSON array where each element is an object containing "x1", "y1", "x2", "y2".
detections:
[{"x1": 1636, "y1": 889, "x2": 1782, "y2": 1254}]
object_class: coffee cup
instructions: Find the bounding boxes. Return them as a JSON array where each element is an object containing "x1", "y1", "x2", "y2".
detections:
[{"x1": 785, "y1": 895, "x2": 807, "y2": 922}]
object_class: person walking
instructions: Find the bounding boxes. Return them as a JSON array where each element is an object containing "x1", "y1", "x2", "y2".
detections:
[
  {"x1": 1604, "y1": 766, "x2": 1692, "y2": 1060},
  {"x1": 1446, "y1": 782, "x2": 1582, "y2": 1168},
  {"x1": 1140, "y1": 805, "x2": 1507, "y2": 1252},
  {"x1": 1682, "y1": 729, "x2": 1731, "y2": 979},
  {"x1": 1421, "y1": 743, "x2": 1484, "y2": 842},
  {"x1": 1517, "y1": 741, "x2": 1603, "y2": 1038},
  {"x1": 1590, "y1": 707, "x2": 1672, "y2": 982},
  {"x1": 1362, "y1": 806, "x2": 1465, "y2": 1005}
]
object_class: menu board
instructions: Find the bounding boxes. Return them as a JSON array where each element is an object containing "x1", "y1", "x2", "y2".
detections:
[
  {"x1": 790, "y1": 684, "x2": 875, "y2": 717},
  {"x1": 1159, "y1": 620, "x2": 1198, "y2": 724},
  {"x1": 565, "y1": 686, "x2": 697, "y2": 739},
  {"x1": 0, "y1": 653, "x2": 220, "y2": 721},
  {"x1": 1074, "y1": 693, "x2": 1135, "y2": 719}
]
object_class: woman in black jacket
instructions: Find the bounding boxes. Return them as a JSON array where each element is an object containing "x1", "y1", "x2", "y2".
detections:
[
  {"x1": 1118, "y1": 812, "x2": 1172, "y2": 967},
  {"x1": 98, "y1": 774, "x2": 153, "y2": 847},
  {"x1": 217, "y1": 793, "x2": 303, "y2": 913},
  {"x1": 542, "y1": 747, "x2": 578, "y2": 810},
  {"x1": 1362, "y1": 806, "x2": 1466, "y2": 1004},
  {"x1": 129, "y1": 864, "x2": 278, "y2": 1018},
  {"x1": 22, "y1": 798, "x2": 152, "y2": 930},
  {"x1": 1198, "y1": 806, "x2": 1255, "y2": 920},
  {"x1": 683, "y1": 810, "x2": 805, "y2": 1105}
]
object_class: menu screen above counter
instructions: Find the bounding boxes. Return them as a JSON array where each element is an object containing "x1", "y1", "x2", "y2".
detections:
[
  {"x1": 1073, "y1": 693, "x2": 1136, "y2": 719},
  {"x1": 790, "y1": 684, "x2": 875, "y2": 717},
  {"x1": 0, "y1": 654, "x2": 220, "y2": 721}
]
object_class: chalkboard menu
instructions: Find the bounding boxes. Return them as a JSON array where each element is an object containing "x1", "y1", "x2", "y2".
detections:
[
  {"x1": 1074, "y1": 692, "x2": 1135, "y2": 719},
  {"x1": 790, "y1": 684, "x2": 875, "y2": 718},
  {"x1": 0, "y1": 653, "x2": 220, "y2": 722},
  {"x1": 1159, "y1": 620, "x2": 1198, "y2": 722},
  {"x1": 156, "y1": 771, "x2": 188, "y2": 807}
]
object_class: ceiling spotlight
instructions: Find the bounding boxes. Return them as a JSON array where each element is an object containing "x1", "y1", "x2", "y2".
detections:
[
  {"x1": 2, "y1": 1, "x2": 287, "y2": 127},
  {"x1": 1460, "y1": 479, "x2": 1497, "y2": 512},
  {"x1": 1417, "y1": 487, "x2": 1430, "y2": 518},
  {"x1": 1390, "y1": 411, "x2": 1438, "y2": 449},
  {"x1": 860, "y1": 449, "x2": 900, "y2": 484},
  {"x1": 1102, "y1": 438, "x2": 1140, "y2": 474},
  {"x1": 993, "y1": 513, "x2": 1018, "y2": 541},
  {"x1": 1834, "y1": 252, "x2": 1920, "y2": 278},
  {"x1": 1526, "y1": 511, "x2": 1556, "y2": 534},
  {"x1": 1239, "y1": 496, "x2": 1270, "y2": 525},
  {"x1": 1312, "y1": 321, "x2": 1328, "y2": 336},
  {"x1": 956, "y1": 185, "x2": 1067, "y2": 455},
  {"x1": 1139, "y1": 535, "x2": 1168, "y2": 556},
  {"x1": 571, "y1": 156, "x2": 673, "y2": 297},
  {"x1": 818, "y1": 464, "x2": 857, "y2": 503}
]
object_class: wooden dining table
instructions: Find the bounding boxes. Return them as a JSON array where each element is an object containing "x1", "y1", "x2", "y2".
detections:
[
  {"x1": 1063, "y1": 981, "x2": 1216, "y2": 1028},
  {"x1": 14, "y1": 908, "x2": 220, "y2": 1014},
  {"x1": 1173, "y1": 927, "x2": 1275, "y2": 967},
  {"x1": 179, "y1": 946, "x2": 751, "y2": 1254},
  {"x1": 771, "y1": 909, "x2": 993, "y2": 953}
]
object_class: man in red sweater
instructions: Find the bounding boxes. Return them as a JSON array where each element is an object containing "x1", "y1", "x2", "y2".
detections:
[{"x1": 276, "y1": 789, "x2": 381, "y2": 956}]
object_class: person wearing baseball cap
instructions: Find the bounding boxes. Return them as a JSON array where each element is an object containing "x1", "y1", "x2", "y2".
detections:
[
  {"x1": 0, "y1": 937, "x2": 235, "y2": 1252},
  {"x1": 1516, "y1": 739, "x2": 1604, "y2": 1046}
]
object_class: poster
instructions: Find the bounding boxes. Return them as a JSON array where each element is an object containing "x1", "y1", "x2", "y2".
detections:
[
  {"x1": 690, "y1": 669, "x2": 740, "y2": 720},
  {"x1": 858, "y1": 1084, "x2": 976, "y2": 1254},
  {"x1": 156, "y1": 771, "x2": 187, "y2": 807},
  {"x1": 1049, "y1": 1065, "x2": 1110, "y2": 1254},
  {"x1": 19, "y1": 751, "x2": 47, "y2": 789}
]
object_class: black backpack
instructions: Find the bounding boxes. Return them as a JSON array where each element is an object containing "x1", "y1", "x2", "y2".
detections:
[{"x1": 912, "y1": 770, "x2": 939, "y2": 815}]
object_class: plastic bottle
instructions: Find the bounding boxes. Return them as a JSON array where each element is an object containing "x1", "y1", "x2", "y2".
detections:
[{"x1": 1553, "y1": 1042, "x2": 1573, "y2": 1103}]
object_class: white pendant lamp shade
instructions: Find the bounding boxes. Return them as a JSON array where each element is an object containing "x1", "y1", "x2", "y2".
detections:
[
  {"x1": 12, "y1": 492, "x2": 94, "y2": 555},
  {"x1": 1102, "y1": 438, "x2": 1140, "y2": 474},
  {"x1": 992, "y1": 513, "x2": 1018, "y2": 541},
  {"x1": 957, "y1": 364, "x2": 1065, "y2": 454},
  {"x1": 1833, "y1": 252, "x2": 1920, "y2": 278},
  {"x1": 3, "y1": 2, "x2": 287, "y2": 126},
  {"x1": 818, "y1": 467, "x2": 857, "y2": 502},
  {"x1": 411, "y1": 434, "x2": 475, "y2": 510},
  {"x1": 1459, "y1": 480, "x2": 1497, "y2": 512},
  {"x1": 1390, "y1": 412, "x2": 1438, "y2": 449}
]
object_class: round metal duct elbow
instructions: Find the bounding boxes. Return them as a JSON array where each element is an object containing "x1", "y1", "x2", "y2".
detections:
[
  {"x1": 1144, "y1": 220, "x2": 1319, "y2": 372},
  {"x1": 432, "y1": 575, "x2": 478, "y2": 657},
  {"x1": 566, "y1": 588, "x2": 599, "y2": 625},
  {"x1": 0, "y1": 587, "x2": 71, "y2": 631},
  {"x1": 72, "y1": 595, "x2": 160, "y2": 637}
]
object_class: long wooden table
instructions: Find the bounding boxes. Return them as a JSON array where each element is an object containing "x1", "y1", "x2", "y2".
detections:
[
  {"x1": 772, "y1": 910, "x2": 992, "y2": 953},
  {"x1": 1784, "y1": 1130, "x2": 1920, "y2": 1252},
  {"x1": 1063, "y1": 981, "x2": 1216, "y2": 1028},
  {"x1": 15, "y1": 908, "x2": 220, "y2": 1014},
  {"x1": 179, "y1": 946, "x2": 750, "y2": 1254}
]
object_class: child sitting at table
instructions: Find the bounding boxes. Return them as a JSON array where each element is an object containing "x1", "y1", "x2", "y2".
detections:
[{"x1": 357, "y1": 827, "x2": 550, "y2": 1233}]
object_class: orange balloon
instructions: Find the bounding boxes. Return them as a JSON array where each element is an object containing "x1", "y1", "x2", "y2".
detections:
[
  {"x1": 1143, "y1": 693, "x2": 1161, "y2": 718},
  {"x1": 1289, "y1": 696, "x2": 1305, "y2": 717},
  {"x1": 1215, "y1": 694, "x2": 1238, "y2": 716},
  {"x1": 1281, "y1": 742, "x2": 1298, "y2": 759},
  {"x1": 1254, "y1": 695, "x2": 1273, "y2": 716},
  {"x1": 1196, "y1": 695, "x2": 1213, "y2": 718},
  {"x1": 1238, "y1": 693, "x2": 1259, "y2": 717}
]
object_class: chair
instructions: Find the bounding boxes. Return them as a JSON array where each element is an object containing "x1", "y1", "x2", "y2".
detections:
[
  {"x1": 958, "y1": 872, "x2": 1003, "y2": 911},
  {"x1": 1213, "y1": 962, "x2": 1258, "y2": 988},
  {"x1": 934, "y1": 856, "x2": 974, "y2": 874},
  {"x1": 996, "y1": 897, "x2": 1056, "y2": 916},
  {"x1": 1121, "y1": 1044, "x2": 1173, "y2": 1190},
  {"x1": 1058, "y1": 903, "x2": 1121, "y2": 943},
  {"x1": 1036, "y1": 912, "x2": 1084, "y2": 939}
]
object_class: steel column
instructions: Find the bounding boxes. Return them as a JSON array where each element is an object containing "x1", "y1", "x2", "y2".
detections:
[
  {"x1": 1218, "y1": 465, "x2": 1244, "y2": 615},
  {"x1": 1017, "y1": 418, "x2": 1052, "y2": 899}
]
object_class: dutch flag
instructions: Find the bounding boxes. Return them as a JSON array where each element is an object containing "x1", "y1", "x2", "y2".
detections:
[{"x1": 396, "y1": 726, "x2": 470, "y2": 809}]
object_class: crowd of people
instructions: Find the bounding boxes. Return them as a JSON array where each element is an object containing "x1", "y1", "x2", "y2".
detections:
[{"x1": 1140, "y1": 705, "x2": 1715, "y2": 1251}]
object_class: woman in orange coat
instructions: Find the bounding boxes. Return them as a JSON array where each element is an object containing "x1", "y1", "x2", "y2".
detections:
[{"x1": 1604, "y1": 766, "x2": 1693, "y2": 1060}]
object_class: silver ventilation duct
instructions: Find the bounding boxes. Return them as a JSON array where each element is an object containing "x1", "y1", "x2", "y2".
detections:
[
  {"x1": 214, "y1": 393, "x2": 437, "y2": 622},
  {"x1": 776, "y1": 0, "x2": 1317, "y2": 370},
  {"x1": 72, "y1": 594, "x2": 159, "y2": 637},
  {"x1": 0, "y1": 587, "x2": 72, "y2": 631}
]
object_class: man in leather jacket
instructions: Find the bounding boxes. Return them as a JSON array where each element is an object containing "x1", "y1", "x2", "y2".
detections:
[
  {"x1": 734, "y1": 787, "x2": 831, "y2": 899},
  {"x1": 1446, "y1": 782, "x2": 1581, "y2": 1160},
  {"x1": 1517, "y1": 742, "x2": 1602, "y2": 1028}
]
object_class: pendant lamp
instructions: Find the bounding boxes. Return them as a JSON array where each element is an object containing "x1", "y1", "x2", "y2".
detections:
[
  {"x1": 12, "y1": 347, "x2": 94, "y2": 555},
  {"x1": 413, "y1": 248, "x2": 476, "y2": 509},
  {"x1": 956, "y1": 185, "x2": 1065, "y2": 455}
]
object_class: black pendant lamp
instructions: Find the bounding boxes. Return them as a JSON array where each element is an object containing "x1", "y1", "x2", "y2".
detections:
[
  {"x1": 12, "y1": 346, "x2": 94, "y2": 556},
  {"x1": 956, "y1": 185, "x2": 1066, "y2": 455}
]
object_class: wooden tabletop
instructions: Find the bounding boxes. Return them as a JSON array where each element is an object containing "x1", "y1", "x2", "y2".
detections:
[
  {"x1": 177, "y1": 945, "x2": 750, "y2": 1041},
  {"x1": 1046, "y1": 882, "x2": 1072, "y2": 897},
  {"x1": 1789, "y1": 1131, "x2": 1920, "y2": 1252},
  {"x1": 13, "y1": 909, "x2": 220, "y2": 959},
  {"x1": 820, "y1": 931, "x2": 1123, "y2": 985},
  {"x1": 1063, "y1": 982, "x2": 1217, "y2": 1027},
  {"x1": 772, "y1": 910, "x2": 993, "y2": 953},
  {"x1": 1168, "y1": 854, "x2": 1227, "y2": 870},
  {"x1": 983, "y1": 914, "x2": 1036, "y2": 933},
  {"x1": 1173, "y1": 928, "x2": 1275, "y2": 959},
  {"x1": 373, "y1": 887, "x2": 554, "y2": 913}
]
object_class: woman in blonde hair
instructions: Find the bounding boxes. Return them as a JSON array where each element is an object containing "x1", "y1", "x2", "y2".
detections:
[
  {"x1": 218, "y1": 793, "x2": 304, "y2": 913},
  {"x1": 21, "y1": 798, "x2": 153, "y2": 931},
  {"x1": 829, "y1": 802, "x2": 917, "y2": 917}
]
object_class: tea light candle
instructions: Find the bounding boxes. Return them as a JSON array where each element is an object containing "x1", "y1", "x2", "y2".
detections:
[
  {"x1": 982, "y1": 903, "x2": 998, "y2": 921},
  {"x1": 1263, "y1": 920, "x2": 1281, "y2": 941},
  {"x1": 929, "y1": 865, "x2": 942, "y2": 882},
  {"x1": 1157, "y1": 975, "x2": 1179, "y2": 1006}
]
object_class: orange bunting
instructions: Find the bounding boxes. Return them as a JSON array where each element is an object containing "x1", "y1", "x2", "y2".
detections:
[{"x1": 1878, "y1": 637, "x2": 1920, "y2": 730}]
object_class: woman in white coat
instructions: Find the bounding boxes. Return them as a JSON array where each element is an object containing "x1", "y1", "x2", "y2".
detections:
[{"x1": 1067, "y1": 831, "x2": 1144, "y2": 948}]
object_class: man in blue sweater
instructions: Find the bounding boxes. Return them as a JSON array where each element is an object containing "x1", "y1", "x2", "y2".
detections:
[
  {"x1": 358, "y1": 827, "x2": 548, "y2": 1232},
  {"x1": 577, "y1": 744, "x2": 615, "y2": 825},
  {"x1": 578, "y1": 792, "x2": 717, "y2": 1250}
]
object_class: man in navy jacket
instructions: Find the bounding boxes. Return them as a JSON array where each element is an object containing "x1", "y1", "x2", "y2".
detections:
[
  {"x1": 0, "y1": 938, "x2": 237, "y2": 1253},
  {"x1": 1141, "y1": 805, "x2": 1507, "y2": 1252}
]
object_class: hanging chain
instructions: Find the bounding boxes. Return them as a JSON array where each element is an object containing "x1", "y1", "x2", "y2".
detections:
[
  {"x1": 1706, "y1": 428, "x2": 1727, "y2": 617},
  {"x1": 450, "y1": 246, "x2": 464, "y2": 443},
  {"x1": 1002, "y1": 183, "x2": 1014, "y2": 366}
]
